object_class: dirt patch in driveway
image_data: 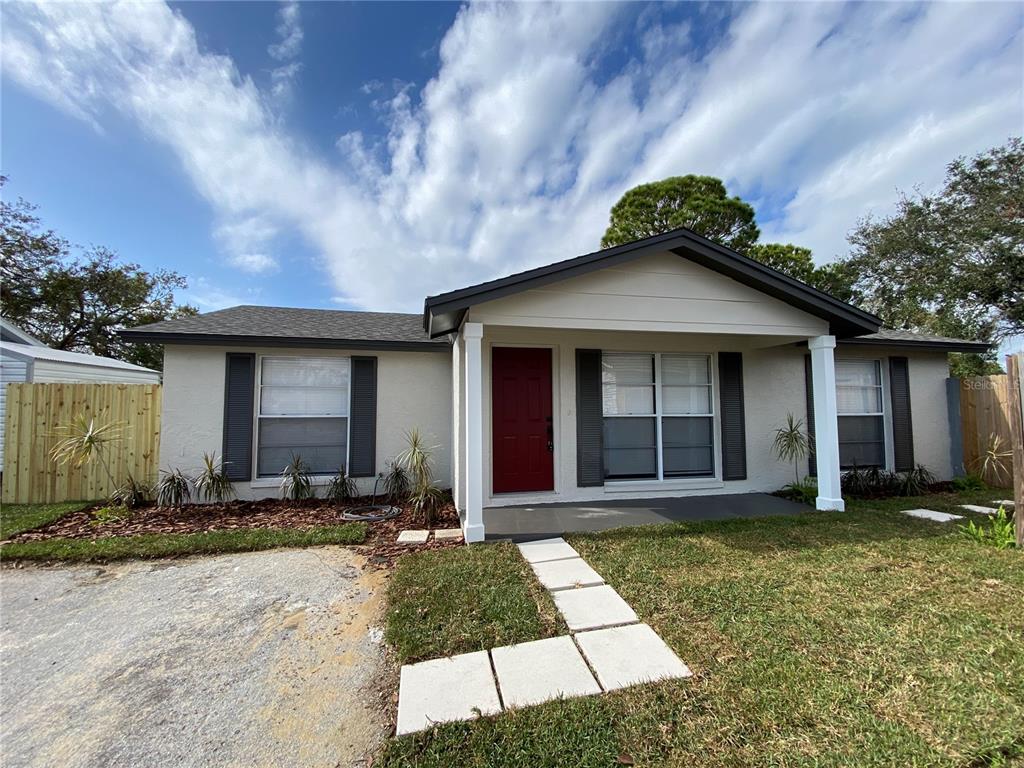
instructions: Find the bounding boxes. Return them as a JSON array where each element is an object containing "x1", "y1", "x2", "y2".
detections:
[{"x1": 1, "y1": 546, "x2": 395, "y2": 768}]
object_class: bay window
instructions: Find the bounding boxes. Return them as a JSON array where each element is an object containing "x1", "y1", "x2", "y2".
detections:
[
  {"x1": 601, "y1": 353, "x2": 714, "y2": 480},
  {"x1": 256, "y1": 356, "x2": 350, "y2": 477},
  {"x1": 835, "y1": 359, "x2": 885, "y2": 468}
]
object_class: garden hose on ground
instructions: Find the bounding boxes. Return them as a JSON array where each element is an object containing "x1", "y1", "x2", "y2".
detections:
[{"x1": 340, "y1": 474, "x2": 401, "y2": 522}]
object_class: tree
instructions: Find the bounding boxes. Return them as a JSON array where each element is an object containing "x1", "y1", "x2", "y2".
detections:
[
  {"x1": 844, "y1": 138, "x2": 1023, "y2": 354},
  {"x1": 601, "y1": 175, "x2": 760, "y2": 251},
  {"x1": 747, "y1": 243, "x2": 858, "y2": 301},
  {"x1": 0, "y1": 180, "x2": 196, "y2": 370}
]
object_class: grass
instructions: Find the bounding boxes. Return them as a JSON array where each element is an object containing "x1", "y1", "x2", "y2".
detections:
[
  {"x1": 379, "y1": 489, "x2": 1023, "y2": 767},
  {"x1": 0, "y1": 500, "x2": 94, "y2": 539},
  {"x1": 0, "y1": 523, "x2": 367, "y2": 563},
  {"x1": 386, "y1": 540, "x2": 566, "y2": 663}
]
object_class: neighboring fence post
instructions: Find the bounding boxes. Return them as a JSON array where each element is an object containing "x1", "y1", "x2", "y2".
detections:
[
  {"x1": 1005, "y1": 354, "x2": 1023, "y2": 547},
  {"x1": 946, "y1": 377, "x2": 965, "y2": 477}
]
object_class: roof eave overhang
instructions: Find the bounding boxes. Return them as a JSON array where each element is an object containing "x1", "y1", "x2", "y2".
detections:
[
  {"x1": 422, "y1": 229, "x2": 881, "y2": 339},
  {"x1": 117, "y1": 330, "x2": 451, "y2": 353}
]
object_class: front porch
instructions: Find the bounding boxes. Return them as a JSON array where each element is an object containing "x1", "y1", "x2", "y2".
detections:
[{"x1": 483, "y1": 492, "x2": 809, "y2": 541}]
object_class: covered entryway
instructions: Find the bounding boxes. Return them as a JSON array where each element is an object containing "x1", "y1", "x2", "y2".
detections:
[
  {"x1": 483, "y1": 492, "x2": 808, "y2": 540},
  {"x1": 491, "y1": 346, "x2": 554, "y2": 494}
]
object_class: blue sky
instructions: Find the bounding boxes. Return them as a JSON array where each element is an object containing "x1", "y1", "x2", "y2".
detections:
[{"x1": 2, "y1": 1, "x2": 1022, "y2": 324}]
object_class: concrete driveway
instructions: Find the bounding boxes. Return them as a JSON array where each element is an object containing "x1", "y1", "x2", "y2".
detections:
[{"x1": 1, "y1": 547, "x2": 391, "y2": 768}]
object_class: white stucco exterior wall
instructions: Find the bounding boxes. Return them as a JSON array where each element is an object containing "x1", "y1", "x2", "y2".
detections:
[{"x1": 161, "y1": 344, "x2": 452, "y2": 500}]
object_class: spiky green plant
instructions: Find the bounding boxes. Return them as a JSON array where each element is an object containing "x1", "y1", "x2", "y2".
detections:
[
  {"x1": 959, "y1": 505, "x2": 1016, "y2": 549},
  {"x1": 109, "y1": 473, "x2": 154, "y2": 509},
  {"x1": 49, "y1": 413, "x2": 126, "y2": 489},
  {"x1": 397, "y1": 429, "x2": 443, "y2": 525},
  {"x1": 382, "y1": 460, "x2": 410, "y2": 501},
  {"x1": 326, "y1": 468, "x2": 358, "y2": 503},
  {"x1": 771, "y1": 413, "x2": 813, "y2": 485},
  {"x1": 973, "y1": 433, "x2": 1012, "y2": 487},
  {"x1": 193, "y1": 452, "x2": 235, "y2": 503},
  {"x1": 156, "y1": 468, "x2": 192, "y2": 508},
  {"x1": 280, "y1": 453, "x2": 314, "y2": 501}
]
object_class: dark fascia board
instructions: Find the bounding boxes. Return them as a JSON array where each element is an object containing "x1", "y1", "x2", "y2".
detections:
[
  {"x1": 117, "y1": 330, "x2": 451, "y2": 353},
  {"x1": 838, "y1": 337, "x2": 991, "y2": 353},
  {"x1": 422, "y1": 227, "x2": 880, "y2": 338}
]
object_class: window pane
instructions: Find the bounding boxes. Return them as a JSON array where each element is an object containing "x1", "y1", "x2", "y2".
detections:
[
  {"x1": 261, "y1": 386, "x2": 347, "y2": 416},
  {"x1": 257, "y1": 417, "x2": 347, "y2": 477},
  {"x1": 603, "y1": 385, "x2": 654, "y2": 415},
  {"x1": 662, "y1": 385, "x2": 711, "y2": 414},
  {"x1": 662, "y1": 417, "x2": 714, "y2": 476},
  {"x1": 838, "y1": 415, "x2": 884, "y2": 468},
  {"x1": 662, "y1": 355, "x2": 710, "y2": 386},
  {"x1": 836, "y1": 386, "x2": 881, "y2": 414},
  {"x1": 603, "y1": 417, "x2": 656, "y2": 479},
  {"x1": 602, "y1": 354, "x2": 654, "y2": 386},
  {"x1": 836, "y1": 360, "x2": 879, "y2": 387},
  {"x1": 262, "y1": 357, "x2": 351, "y2": 388}
]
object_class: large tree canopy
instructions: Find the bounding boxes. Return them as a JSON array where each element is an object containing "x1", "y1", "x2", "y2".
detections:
[
  {"x1": 845, "y1": 137, "x2": 1023, "y2": 347},
  {"x1": 0, "y1": 180, "x2": 196, "y2": 370},
  {"x1": 601, "y1": 175, "x2": 760, "y2": 252}
]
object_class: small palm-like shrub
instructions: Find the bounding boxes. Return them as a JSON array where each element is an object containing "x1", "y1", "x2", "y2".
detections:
[
  {"x1": 397, "y1": 429, "x2": 444, "y2": 525},
  {"x1": 280, "y1": 454, "x2": 314, "y2": 501},
  {"x1": 973, "y1": 433, "x2": 1012, "y2": 486},
  {"x1": 157, "y1": 468, "x2": 192, "y2": 508},
  {"x1": 109, "y1": 474, "x2": 154, "y2": 509},
  {"x1": 49, "y1": 413, "x2": 126, "y2": 488},
  {"x1": 194, "y1": 452, "x2": 235, "y2": 503},
  {"x1": 326, "y1": 468, "x2": 358, "y2": 503},
  {"x1": 382, "y1": 460, "x2": 410, "y2": 501},
  {"x1": 900, "y1": 464, "x2": 936, "y2": 496},
  {"x1": 771, "y1": 413, "x2": 813, "y2": 486}
]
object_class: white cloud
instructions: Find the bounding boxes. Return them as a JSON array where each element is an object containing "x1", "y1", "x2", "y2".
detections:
[
  {"x1": 268, "y1": 0, "x2": 302, "y2": 100},
  {"x1": 183, "y1": 277, "x2": 262, "y2": 312},
  {"x1": 2, "y1": 1, "x2": 1021, "y2": 314}
]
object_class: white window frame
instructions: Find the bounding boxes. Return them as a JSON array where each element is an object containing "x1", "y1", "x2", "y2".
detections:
[
  {"x1": 835, "y1": 358, "x2": 888, "y2": 470},
  {"x1": 601, "y1": 352, "x2": 716, "y2": 482},
  {"x1": 252, "y1": 355, "x2": 352, "y2": 481}
]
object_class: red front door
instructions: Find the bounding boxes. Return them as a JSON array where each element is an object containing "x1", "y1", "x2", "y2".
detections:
[{"x1": 492, "y1": 347, "x2": 554, "y2": 494}]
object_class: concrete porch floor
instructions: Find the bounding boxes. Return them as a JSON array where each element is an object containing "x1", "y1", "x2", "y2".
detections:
[{"x1": 483, "y1": 492, "x2": 808, "y2": 541}]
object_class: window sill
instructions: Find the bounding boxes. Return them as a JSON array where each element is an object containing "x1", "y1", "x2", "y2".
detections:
[
  {"x1": 249, "y1": 475, "x2": 337, "y2": 489},
  {"x1": 603, "y1": 478, "x2": 724, "y2": 493}
]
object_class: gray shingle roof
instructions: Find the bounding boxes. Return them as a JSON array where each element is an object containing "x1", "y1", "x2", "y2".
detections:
[
  {"x1": 845, "y1": 328, "x2": 990, "y2": 352},
  {"x1": 119, "y1": 306, "x2": 448, "y2": 351}
]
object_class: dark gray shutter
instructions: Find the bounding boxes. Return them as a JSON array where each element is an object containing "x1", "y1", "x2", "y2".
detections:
[
  {"x1": 717, "y1": 352, "x2": 747, "y2": 480},
  {"x1": 889, "y1": 356, "x2": 915, "y2": 471},
  {"x1": 223, "y1": 353, "x2": 255, "y2": 481},
  {"x1": 576, "y1": 349, "x2": 604, "y2": 487},
  {"x1": 804, "y1": 355, "x2": 817, "y2": 477},
  {"x1": 349, "y1": 356, "x2": 377, "y2": 477}
]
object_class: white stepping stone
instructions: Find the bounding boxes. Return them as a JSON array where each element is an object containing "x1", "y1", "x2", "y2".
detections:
[
  {"x1": 396, "y1": 651, "x2": 501, "y2": 735},
  {"x1": 491, "y1": 636, "x2": 601, "y2": 708},
  {"x1": 961, "y1": 504, "x2": 1000, "y2": 514},
  {"x1": 516, "y1": 537, "x2": 579, "y2": 564},
  {"x1": 552, "y1": 584, "x2": 637, "y2": 631},
  {"x1": 992, "y1": 499, "x2": 1015, "y2": 507},
  {"x1": 397, "y1": 530, "x2": 429, "y2": 544},
  {"x1": 530, "y1": 557, "x2": 604, "y2": 591},
  {"x1": 575, "y1": 623, "x2": 692, "y2": 691},
  {"x1": 902, "y1": 509, "x2": 963, "y2": 523},
  {"x1": 433, "y1": 528, "x2": 463, "y2": 541}
]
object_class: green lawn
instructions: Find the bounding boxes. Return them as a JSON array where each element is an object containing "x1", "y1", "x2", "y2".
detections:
[
  {"x1": 0, "y1": 522, "x2": 367, "y2": 562},
  {"x1": 0, "y1": 501, "x2": 94, "y2": 539},
  {"x1": 380, "y1": 490, "x2": 1023, "y2": 767},
  {"x1": 386, "y1": 541, "x2": 566, "y2": 663}
]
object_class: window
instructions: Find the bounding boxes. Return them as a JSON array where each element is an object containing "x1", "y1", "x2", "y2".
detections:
[
  {"x1": 601, "y1": 353, "x2": 714, "y2": 480},
  {"x1": 835, "y1": 359, "x2": 884, "y2": 468},
  {"x1": 256, "y1": 357, "x2": 349, "y2": 477}
]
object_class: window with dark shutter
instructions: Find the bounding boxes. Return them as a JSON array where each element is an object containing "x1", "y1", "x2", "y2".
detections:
[
  {"x1": 576, "y1": 349, "x2": 604, "y2": 486},
  {"x1": 718, "y1": 352, "x2": 746, "y2": 481},
  {"x1": 223, "y1": 353, "x2": 256, "y2": 481},
  {"x1": 349, "y1": 357, "x2": 378, "y2": 477},
  {"x1": 804, "y1": 355, "x2": 817, "y2": 477},
  {"x1": 889, "y1": 357, "x2": 914, "y2": 471}
]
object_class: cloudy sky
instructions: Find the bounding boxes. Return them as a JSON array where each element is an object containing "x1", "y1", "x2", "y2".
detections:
[{"x1": 2, "y1": 1, "x2": 1022, "y2": 316}]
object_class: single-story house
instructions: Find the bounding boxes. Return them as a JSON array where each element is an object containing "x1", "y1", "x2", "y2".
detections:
[
  {"x1": 0, "y1": 318, "x2": 162, "y2": 467},
  {"x1": 121, "y1": 228, "x2": 988, "y2": 542}
]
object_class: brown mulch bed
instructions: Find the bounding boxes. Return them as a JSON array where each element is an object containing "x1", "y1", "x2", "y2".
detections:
[{"x1": 10, "y1": 496, "x2": 466, "y2": 562}]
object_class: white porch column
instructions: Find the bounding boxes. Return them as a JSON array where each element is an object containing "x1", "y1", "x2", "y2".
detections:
[
  {"x1": 462, "y1": 322, "x2": 485, "y2": 542},
  {"x1": 809, "y1": 335, "x2": 845, "y2": 512}
]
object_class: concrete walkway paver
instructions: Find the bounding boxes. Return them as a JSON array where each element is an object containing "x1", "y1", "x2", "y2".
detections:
[
  {"x1": 992, "y1": 499, "x2": 1014, "y2": 507},
  {"x1": 552, "y1": 584, "x2": 638, "y2": 631},
  {"x1": 434, "y1": 528, "x2": 463, "y2": 540},
  {"x1": 396, "y1": 651, "x2": 501, "y2": 735},
  {"x1": 491, "y1": 636, "x2": 601, "y2": 708},
  {"x1": 960, "y1": 504, "x2": 1000, "y2": 514},
  {"x1": 397, "y1": 530, "x2": 430, "y2": 544},
  {"x1": 575, "y1": 624, "x2": 692, "y2": 691},
  {"x1": 529, "y1": 557, "x2": 604, "y2": 591},
  {"x1": 903, "y1": 509, "x2": 963, "y2": 522},
  {"x1": 516, "y1": 537, "x2": 580, "y2": 564}
]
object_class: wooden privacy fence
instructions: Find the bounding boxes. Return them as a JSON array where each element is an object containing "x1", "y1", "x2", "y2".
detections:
[
  {"x1": 2, "y1": 383, "x2": 161, "y2": 504},
  {"x1": 959, "y1": 373, "x2": 1014, "y2": 487}
]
